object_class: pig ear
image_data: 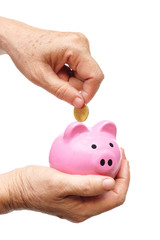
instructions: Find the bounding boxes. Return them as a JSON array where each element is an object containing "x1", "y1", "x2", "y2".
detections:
[
  {"x1": 64, "y1": 122, "x2": 89, "y2": 141},
  {"x1": 93, "y1": 120, "x2": 117, "y2": 138}
]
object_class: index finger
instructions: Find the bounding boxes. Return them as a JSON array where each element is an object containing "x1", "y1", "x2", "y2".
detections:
[{"x1": 74, "y1": 54, "x2": 104, "y2": 104}]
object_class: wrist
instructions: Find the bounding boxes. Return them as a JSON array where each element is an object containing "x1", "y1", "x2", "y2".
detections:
[
  {"x1": 0, "y1": 17, "x2": 30, "y2": 56},
  {"x1": 0, "y1": 17, "x2": 10, "y2": 54},
  {"x1": 0, "y1": 168, "x2": 26, "y2": 214}
]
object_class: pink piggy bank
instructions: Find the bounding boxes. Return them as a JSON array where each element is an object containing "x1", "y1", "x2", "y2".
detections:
[{"x1": 49, "y1": 121, "x2": 122, "y2": 178}]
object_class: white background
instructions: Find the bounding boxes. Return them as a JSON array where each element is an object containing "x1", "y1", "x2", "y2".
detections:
[{"x1": 0, "y1": 0, "x2": 160, "y2": 239}]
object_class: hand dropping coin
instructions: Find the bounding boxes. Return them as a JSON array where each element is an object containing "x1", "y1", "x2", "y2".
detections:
[{"x1": 74, "y1": 104, "x2": 89, "y2": 122}]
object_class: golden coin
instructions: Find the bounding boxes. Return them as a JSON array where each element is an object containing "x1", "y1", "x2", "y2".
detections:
[{"x1": 74, "y1": 104, "x2": 89, "y2": 122}]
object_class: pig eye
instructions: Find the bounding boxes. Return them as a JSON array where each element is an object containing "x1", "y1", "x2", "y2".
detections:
[
  {"x1": 91, "y1": 144, "x2": 97, "y2": 149},
  {"x1": 108, "y1": 159, "x2": 113, "y2": 166},
  {"x1": 109, "y1": 143, "x2": 114, "y2": 147}
]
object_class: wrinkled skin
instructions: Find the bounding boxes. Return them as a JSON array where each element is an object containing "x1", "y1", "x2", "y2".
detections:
[
  {"x1": 0, "y1": 149, "x2": 130, "y2": 223},
  {"x1": 0, "y1": 17, "x2": 104, "y2": 108},
  {"x1": 0, "y1": 18, "x2": 130, "y2": 222}
]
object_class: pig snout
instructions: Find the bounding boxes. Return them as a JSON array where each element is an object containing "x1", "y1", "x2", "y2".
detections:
[
  {"x1": 95, "y1": 152, "x2": 116, "y2": 175},
  {"x1": 100, "y1": 158, "x2": 113, "y2": 167}
]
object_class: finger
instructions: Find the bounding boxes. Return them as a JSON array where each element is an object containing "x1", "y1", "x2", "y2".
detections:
[
  {"x1": 57, "y1": 67, "x2": 70, "y2": 82},
  {"x1": 69, "y1": 53, "x2": 104, "y2": 103},
  {"x1": 57, "y1": 66, "x2": 83, "y2": 91},
  {"x1": 39, "y1": 64, "x2": 84, "y2": 108},
  {"x1": 120, "y1": 147, "x2": 127, "y2": 160},
  {"x1": 113, "y1": 148, "x2": 130, "y2": 197},
  {"x1": 80, "y1": 150, "x2": 130, "y2": 216},
  {"x1": 60, "y1": 174, "x2": 115, "y2": 197},
  {"x1": 56, "y1": 66, "x2": 83, "y2": 91},
  {"x1": 68, "y1": 77, "x2": 83, "y2": 91},
  {"x1": 57, "y1": 65, "x2": 75, "y2": 82}
]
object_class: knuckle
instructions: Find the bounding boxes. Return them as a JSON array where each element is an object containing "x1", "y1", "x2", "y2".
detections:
[
  {"x1": 96, "y1": 70, "x2": 104, "y2": 82},
  {"x1": 71, "y1": 32, "x2": 89, "y2": 47},
  {"x1": 72, "y1": 217, "x2": 85, "y2": 223},
  {"x1": 77, "y1": 32, "x2": 89, "y2": 43},
  {"x1": 54, "y1": 84, "x2": 68, "y2": 100},
  {"x1": 69, "y1": 201, "x2": 92, "y2": 223},
  {"x1": 99, "y1": 71, "x2": 105, "y2": 81},
  {"x1": 72, "y1": 214, "x2": 88, "y2": 223},
  {"x1": 82, "y1": 178, "x2": 93, "y2": 195},
  {"x1": 91, "y1": 68, "x2": 104, "y2": 83},
  {"x1": 117, "y1": 195, "x2": 126, "y2": 206}
]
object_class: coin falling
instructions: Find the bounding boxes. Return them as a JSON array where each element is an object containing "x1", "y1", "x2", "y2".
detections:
[{"x1": 74, "y1": 104, "x2": 89, "y2": 122}]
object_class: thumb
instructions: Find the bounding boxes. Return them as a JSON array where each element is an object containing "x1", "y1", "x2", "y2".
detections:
[
  {"x1": 61, "y1": 174, "x2": 115, "y2": 197},
  {"x1": 39, "y1": 64, "x2": 84, "y2": 108}
]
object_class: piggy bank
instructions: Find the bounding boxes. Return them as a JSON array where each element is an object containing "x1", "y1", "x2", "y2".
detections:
[{"x1": 49, "y1": 121, "x2": 122, "y2": 178}]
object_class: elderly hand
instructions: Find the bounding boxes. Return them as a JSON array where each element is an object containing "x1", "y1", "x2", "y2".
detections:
[
  {"x1": 0, "y1": 17, "x2": 104, "y2": 108},
  {"x1": 0, "y1": 149, "x2": 130, "y2": 222}
]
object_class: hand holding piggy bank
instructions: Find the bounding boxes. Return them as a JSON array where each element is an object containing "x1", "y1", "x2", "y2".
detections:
[{"x1": 49, "y1": 121, "x2": 122, "y2": 178}]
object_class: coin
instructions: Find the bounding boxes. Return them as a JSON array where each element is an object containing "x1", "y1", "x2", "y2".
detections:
[{"x1": 74, "y1": 104, "x2": 89, "y2": 122}]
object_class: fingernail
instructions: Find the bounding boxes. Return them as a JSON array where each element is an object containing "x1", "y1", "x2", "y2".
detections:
[
  {"x1": 73, "y1": 97, "x2": 84, "y2": 108},
  {"x1": 103, "y1": 178, "x2": 115, "y2": 190}
]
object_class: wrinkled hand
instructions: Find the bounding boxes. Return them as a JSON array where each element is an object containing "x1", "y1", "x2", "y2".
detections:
[
  {"x1": 0, "y1": 149, "x2": 130, "y2": 222},
  {"x1": 1, "y1": 17, "x2": 104, "y2": 108}
]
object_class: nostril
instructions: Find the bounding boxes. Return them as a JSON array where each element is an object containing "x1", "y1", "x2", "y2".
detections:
[
  {"x1": 100, "y1": 159, "x2": 105, "y2": 166},
  {"x1": 108, "y1": 159, "x2": 113, "y2": 166}
]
